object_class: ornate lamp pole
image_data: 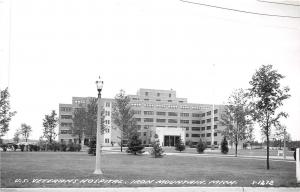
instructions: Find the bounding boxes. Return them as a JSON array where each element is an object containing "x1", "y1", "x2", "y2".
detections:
[{"x1": 94, "y1": 76, "x2": 103, "y2": 174}]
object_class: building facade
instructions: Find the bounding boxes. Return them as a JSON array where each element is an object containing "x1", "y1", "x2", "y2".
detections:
[{"x1": 58, "y1": 88, "x2": 225, "y2": 148}]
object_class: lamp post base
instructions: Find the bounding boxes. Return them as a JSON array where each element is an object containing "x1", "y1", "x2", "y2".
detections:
[{"x1": 93, "y1": 169, "x2": 103, "y2": 174}]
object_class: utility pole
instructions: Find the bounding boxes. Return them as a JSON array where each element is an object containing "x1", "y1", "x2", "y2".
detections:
[{"x1": 283, "y1": 128, "x2": 286, "y2": 160}]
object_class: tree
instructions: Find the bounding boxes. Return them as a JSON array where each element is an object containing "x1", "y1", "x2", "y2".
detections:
[
  {"x1": 150, "y1": 134, "x2": 164, "y2": 158},
  {"x1": 42, "y1": 110, "x2": 58, "y2": 144},
  {"x1": 221, "y1": 136, "x2": 229, "y2": 154},
  {"x1": 196, "y1": 139, "x2": 206, "y2": 153},
  {"x1": 112, "y1": 90, "x2": 137, "y2": 152},
  {"x1": 0, "y1": 88, "x2": 16, "y2": 139},
  {"x1": 126, "y1": 133, "x2": 144, "y2": 155},
  {"x1": 175, "y1": 138, "x2": 185, "y2": 152},
  {"x1": 220, "y1": 88, "x2": 253, "y2": 157},
  {"x1": 71, "y1": 98, "x2": 104, "y2": 145},
  {"x1": 13, "y1": 129, "x2": 21, "y2": 143},
  {"x1": 20, "y1": 123, "x2": 32, "y2": 142},
  {"x1": 249, "y1": 65, "x2": 290, "y2": 169}
]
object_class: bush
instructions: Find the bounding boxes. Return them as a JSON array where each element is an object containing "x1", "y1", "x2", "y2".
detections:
[
  {"x1": 221, "y1": 136, "x2": 229, "y2": 154},
  {"x1": 88, "y1": 140, "x2": 96, "y2": 155},
  {"x1": 196, "y1": 139, "x2": 206, "y2": 153},
  {"x1": 150, "y1": 134, "x2": 164, "y2": 158},
  {"x1": 59, "y1": 143, "x2": 67, "y2": 152},
  {"x1": 0, "y1": 144, "x2": 8, "y2": 152},
  {"x1": 175, "y1": 138, "x2": 185, "y2": 152},
  {"x1": 127, "y1": 133, "x2": 144, "y2": 155},
  {"x1": 20, "y1": 144, "x2": 25, "y2": 152}
]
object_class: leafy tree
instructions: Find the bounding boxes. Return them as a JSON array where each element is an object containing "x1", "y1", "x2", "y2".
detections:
[
  {"x1": 249, "y1": 65, "x2": 290, "y2": 169},
  {"x1": 196, "y1": 139, "x2": 206, "y2": 153},
  {"x1": 72, "y1": 98, "x2": 105, "y2": 145},
  {"x1": 13, "y1": 129, "x2": 21, "y2": 143},
  {"x1": 20, "y1": 123, "x2": 32, "y2": 142},
  {"x1": 175, "y1": 138, "x2": 185, "y2": 152},
  {"x1": 112, "y1": 90, "x2": 137, "y2": 152},
  {"x1": 150, "y1": 134, "x2": 164, "y2": 158},
  {"x1": 221, "y1": 136, "x2": 229, "y2": 154},
  {"x1": 220, "y1": 88, "x2": 253, "y2": 157},
  {"x1": 126, "y1": 133, "x2": 144, "y2": 155},
  {"x1": 42, "y1": 110, "x2": 58, "y2": 144},
  {"x1": 0, "y1": 88, "x2": 16, "y2": 139}
]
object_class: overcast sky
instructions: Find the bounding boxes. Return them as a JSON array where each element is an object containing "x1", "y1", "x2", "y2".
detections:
[{"x1": 1, "y1": 0, "x2": 300, "y2": 141}]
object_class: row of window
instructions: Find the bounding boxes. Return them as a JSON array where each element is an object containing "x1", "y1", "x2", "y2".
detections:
[
  {"x1": 130, "y1": 103, "x2": 217, "y2": 112},
  {"x1": 60, "y1": 107, "x2": 72, "y2": 112},
  {"x1": 133, "y1": 118, "x2": 218, "y2": 124},
  {"x1": 60, "y1": 123, "x2": 73, "y2": 127},
  {"x1": 186, "y1": 125, "x2": 218, "y2": 131},
  {"x1": 60, "y1": 129, "x2": 110, "y2": 134},
  {"x1": 145, "y1": 92, "x2": 172, "y2": 98},
  {"x1": 133, "y1": 111, "x2": 219, "y2": 117},
  {"x1": 60, "y1": 110, "x2": 111, "y2": 120},
  {"x1": 188, "y1": 132, "x2": 218, "y2": 138}
]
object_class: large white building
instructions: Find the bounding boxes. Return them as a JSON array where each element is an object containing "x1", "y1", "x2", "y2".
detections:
[{"x1": 58, "y1": 88, "x2": 225, "y2": 147}]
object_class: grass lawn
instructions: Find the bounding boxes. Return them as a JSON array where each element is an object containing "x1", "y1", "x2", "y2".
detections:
[{"x1": 0, "y1": 151, "x2": 298, "y2": 188}]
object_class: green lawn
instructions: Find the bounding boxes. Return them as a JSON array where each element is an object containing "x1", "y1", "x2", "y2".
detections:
[{"x1": 0, "y1": 151, "x2": 298, "y2": 188}]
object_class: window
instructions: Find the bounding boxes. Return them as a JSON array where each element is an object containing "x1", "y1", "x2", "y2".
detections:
[
  {"x1": 192, "y1": 127, "x2": 200, "y2": 131},
  {"x1": 157, "y1": 93, "x2": 160, "y2": 97},
  {"x1": 105, "y1": 111, "x2": 110, "y2": 116},
  {"x1": 133, "y1": 110, "x2": 141, "y2": 115},
  {"x1": 144, "y1": 125, "x2": 152, "y2": 129},
  {"x1": 207, "y1": 126, "x2": 211, "y2": 130},
  {"x1": 201, "y1": 134, "x2": 205, "y2": 137},
  {"x1": 214, "y1": 117, "x2": 218, "y2": 121},
  {"x1": 144, "y1": 99, "x2": 149, "y2": 101},
  {"x1": 105, "y1": 138, "x2": 110, "y2": 143},
  {"x1": 214, "y1": 132, "x2": 217, "y2": 136},
  {"x1": 181, "y1": 105, "x2": 190, "y2": 109},
  {"x1": 168, "y1": 112, "x2": 178, "y2": 116},
  {"x1": 186, "y1": 134, "x2": 189, "y2": 137},
  {"x1": 145, "y1": 92, "x2": 149, "y2": 96},
  {"x1": 134, "y1": 118, "x2": 141, "y2": 122},
  {"x1": 192, "y1": 113, "x2": 201, "y2": 118},
  {"x1": 184, "y1": 127, "x2": 189, "y2": 131},
  {"x1": 168, "y1": 100, "x2": 172, "y2": 102},
  {"x1": 180, "y1": 120, "x2": 189, "y2": 124},
  {"x1": 192, "y1": 120, "x2": 201, "y2": 124},
  {"x1": 192, "y1": 134, "x2": 200, "y2": 137},
  {"x1": 60, "y1": 107, "x2": 71, "y2": 112},
  {"x1": 214, "y1": 109, "x2": 218, "y2": 114},
  {"x1": 106, "y1": 102, "x2": 110, "y2": 107},
  {"x1": 144, "y1": 118, "x2": 154, "y2": 122},
  {"x1": 180, "y1": 113, "x2": 189, "y2": 117},
  {"x1": 144, "y1": 132, "x2": 147, "y2": 136},
  {"x1": 169, "y1": 93, "x2": 171, "y2": 97},
  {"x1": 207, "y1": 141, "x2": 211, "y2": 145},
  {"x1": 61, "y1": 123, "x2": 72, "y2": 127},
  {"x1": 168, "y1": 119, "x2": 177, "y2": 123},
  {"x1": 214, "y1": 125, "x2": 218, "y2": 129},
  {"x1": 206, "y1": 118, "x2": 211, "y2": 123},
  {"x1": 201, "y1": 127, "x2": 205, "y2": 131},
  {"x1": 201, "y1": 120, "x2": 205, "y2": 124},
  {"x1": 157, "y1": 111, "x2": 166, "y2": 116},
  {"x1": 105, "y1": 120, "x2": 110, "y2": 125},
  {"x1": 143, "y1": 140, "x2": 146, "y2": 144},
  {"x1": 214, "y1": 141, "x2": 218, "y2": 145},
  {"x1": 60, "y1": 130, "x2": 72, "y2": 134},
  {"x1": 137, "y1": 125, "x2": 141, "y2": 130},
  {"x1": 206, "y1": 133, "x2": 211, "y2": 137},
  {"x1": 106, "y1": 129, "x2": 110, "y2": 133},
  {"x1": 156, "y1": 119, "x2": 166, "y2": 123},
  {"x1": 131, "y1": 103, "x2": 141, "y2": 107},
  {"x1": 207, "y1": 111, "x2": 211, "y2": 116},
  {"x1": 156, "y1": 99, "x2": 161, "y2": 102},
  {"x1": 145, "y1": 104, "x2": 154, "y2": 108},
  {"x1": 201, "y1": 113, "x2": 205, "y2": 117},
  {"x1": 144, "y1": 111, "x2": 154, "y2": 115},
  {"x1": 61, "y1": 115, "x2": 72, "y2": 119}
]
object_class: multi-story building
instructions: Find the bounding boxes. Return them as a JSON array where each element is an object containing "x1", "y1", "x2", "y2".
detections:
[{"x1": 58, "y1": 88, "x2": 225, "y2": 148}]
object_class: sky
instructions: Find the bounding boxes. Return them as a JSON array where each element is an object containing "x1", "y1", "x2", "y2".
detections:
[{"x1": 0, "y1": 0, "x2": 300, "y2": 141}]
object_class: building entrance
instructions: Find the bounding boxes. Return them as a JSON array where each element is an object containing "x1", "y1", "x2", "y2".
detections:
[{"x1": 164, "y1": 135, "x2": 180, "y2": 146}]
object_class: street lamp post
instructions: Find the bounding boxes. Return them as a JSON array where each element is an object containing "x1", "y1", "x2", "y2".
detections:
[
  {"x1": 283, "y1": 128, "x2": 286, "y2": 160},
  {"x1": 94, "y1": 76, "x2": 103, "y2": 174}
]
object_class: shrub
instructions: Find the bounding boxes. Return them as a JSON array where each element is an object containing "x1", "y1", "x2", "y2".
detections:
[
  {"x1": 88, "y1": 140, "x2": 96, "y2": 155},
  {"x1": 175, "y1": 138, "x2": 186, "y2": 152},
  {"x1": 59, "y1": 143, "x2": 67, "y2": 152},
  {"x1": 0, "y1": 144, "x2": 8, "y2": 152},
  {"x1": 221, "y1": 136, "x2": 229, "y2": 154},
  {"x1": 127, "y1": 133, "x2": 144, "y2": 155},
  {"x1": 150, "y1": 134, "x2": 164, "y2": 158},
  {"x1": 20, "y1": 144, "x2": 25, "y2": 152},
  {"x1": 196, "y1": 139, "x2": 206, "y2": 153}
]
